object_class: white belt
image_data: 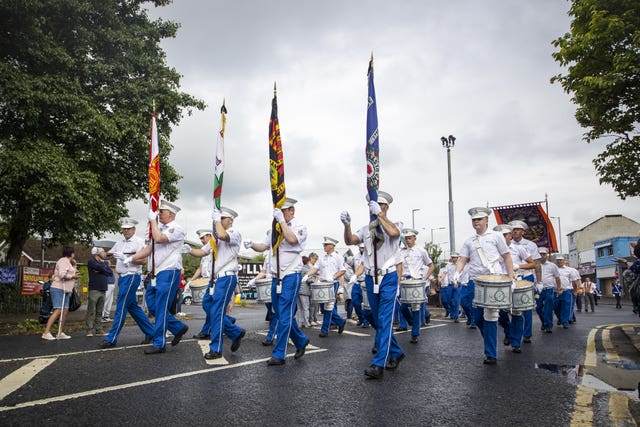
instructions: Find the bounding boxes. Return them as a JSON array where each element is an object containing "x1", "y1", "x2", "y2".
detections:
[
  {"x1": 216, "y1": 271, "x2": 236, "y2": 278},
  {"x1": 460, "y1": 282, "x2": 469, "y2": 286},
  {"x1": 366, "y1": 266, "x2": 396, "y2": 277},
  {"x1": 118, "y1": 272, "x2": 140, "y2": 277}
]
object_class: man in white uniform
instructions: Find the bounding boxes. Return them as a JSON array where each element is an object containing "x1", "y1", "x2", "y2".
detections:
[
  {"x1": 553, "y1": 255, "x2": 579, "y2": 329},
  {"x1": 187, "y1": 229, "x2": 213, "y2": 340},
  {"x1": 535, "y1": 248, "x2": 561, "y2": 333}
]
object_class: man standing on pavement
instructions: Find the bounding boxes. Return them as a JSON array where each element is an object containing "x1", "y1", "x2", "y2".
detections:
[
  {"x1": 455, "y1": 207, "x2": 515, "y2": 365},
  {"x1": 86, "y1": 247, "x2": 112, "y2": 337},
  {"x1": 535, "y1": 248, "x2": 561, "y2": 333},
  {"x1": 245, "y1": 198, "x2": 309, "y2": 366},
  {"x1": 101, "y1": 218, "x2": 154, "y2": 348},
  {"x1": 304, "y1": 236, "x2": 347, "y2": 338},
  {"x1": 183, "y1": 208, "x2": 245, "y2": 360},
  {"x1": 342, "y1": 190, "x2": 405, "y2": 379},
  {"x1": 121, "y1": 200, "x2": 189, "y2": 354},
  {"x1": 509, "y1": 220, "x2": 542, "y2": 344}
]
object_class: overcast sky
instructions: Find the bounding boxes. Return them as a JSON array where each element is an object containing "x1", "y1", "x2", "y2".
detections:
[{"x1": 114, "y1": 0, "x2": 640, "y2": 257}]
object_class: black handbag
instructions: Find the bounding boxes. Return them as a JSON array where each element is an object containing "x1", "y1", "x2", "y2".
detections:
[{"x1": 68, "y1": 287, "x2": 81, "y2": 312}]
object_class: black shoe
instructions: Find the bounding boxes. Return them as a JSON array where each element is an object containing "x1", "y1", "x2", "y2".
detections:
[
  {"x1": 466, "y1": 319, "x2": 471, "y2": 325},
  {"x1": 563, "y1": 324, "x2": 569, "y2": 329},
  {"x1": 410, "y1": 335, "x2": 418, "y2": 344},
  {"x1": 512, "y1": 347, "x2": 522, "y2": 354},
  {"x1": 454, "y1": 319, "x2": 460, "y2": 323},
  {"x1": 267, "y1": 357, "x2": 285, "y2": 366},
  {"x1": 483, "y1": 357, "x2": 497, "y2": 365},
  {"x1": 144, "y1": 347, "x2": 166, "y2": 355},
  {"x1": 318, "y1": 332, "x2": 328, "y2": 337},
  {"x1": 371, "y1": 346, "x2": 378, "y2": 354},
  {"x1": 545, "y1": 327, "x2": 553, "y2": 334},
  {"x1": 171, "y1": 325, "x2": 189, "y2": 346},
  {"x1": 356, "y1": 321, "x2": 363, "y2": 326},
  {"x1": 100, "y1": 340, "x2": 116, "y2": 349},
  {"x1": 523, "y1": 337, "x2": 532, "y2": 343},
  {"x1": 503, "y1": 337, "x2": 510, "y2": 346},
  {"x1": 364, "y1": 365, "x2": 384, "y2": 379},
  {"x1": 204, "y1": 351, "x2": 222, "y2": 360},
  {"x1": 362, "y1": 324, "x2": 370, "y2": 329},
  {"x1": 425, "y1": 314, "x2": 431, "y2": 324},
  {"x1": 140, "y1": 336, "x2": 152, "y2": 345},
  {"x1": 338, "y1": 323, "x2": 345, "y2": 334},
  {"x1": 193, "y1": 333, "x2": 211, "y2": 340},
  {"x1": 385, "y1": 354, "x2": 405, "y2": 370},
  {"x1": 395, "y1": 327, "x2": 407, "y2": 332},
  {"x1": 294, "y1": 341, "x2": 309, "y2": 359},
  {"x1": 230, "y1": 329, "x2": 245, "y2": 352},
  {"x1": 262, "y1": 339, "x2": 274, "y2": 346},
  {"x1": 469, "y1": 325, "x2": 477, "y2": 329},
  {"x1": 557, "y1": 320, "x2": 561, "y2": 326}
]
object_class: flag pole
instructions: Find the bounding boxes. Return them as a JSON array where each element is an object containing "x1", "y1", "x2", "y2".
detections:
[
  {"x1": 150, "y1": 99, "x2": 157, "y2": 281},
  {"x1": 274, "y1": 83, "x2": 281, "y2": 285},
  {"x1": 367, "y1": 53, "x2": 379, "y2": 286}
]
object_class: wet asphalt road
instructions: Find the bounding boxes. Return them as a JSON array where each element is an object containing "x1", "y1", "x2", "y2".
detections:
[{"x1": 0, "y1": 300, "x2": 639, "y2": 426}]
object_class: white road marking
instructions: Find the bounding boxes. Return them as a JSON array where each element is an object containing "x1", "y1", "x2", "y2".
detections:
[
  {"x1": 197, "y1": 340, "x2": 229, "y2": 365},
  {"x1": 0, "y1": 348, "x2": 328, "y2": 412},
  {"x1": 0, "y1": 358, "x2": 57, "y2": 401}
]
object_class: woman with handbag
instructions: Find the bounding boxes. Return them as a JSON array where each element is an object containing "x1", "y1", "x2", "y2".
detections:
[{"x1": 42, "y1": 246, "x2": 80, "y2": 340}]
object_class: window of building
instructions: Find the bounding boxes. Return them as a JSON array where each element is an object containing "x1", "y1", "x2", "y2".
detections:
[{"x1": 597, "y1": 246, "x2": 612, "y2": 257}]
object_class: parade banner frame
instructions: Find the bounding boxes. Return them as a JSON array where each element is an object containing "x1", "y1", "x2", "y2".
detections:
[{"x1": 491, "y1": 201, "x2": 558, "y2": 252}]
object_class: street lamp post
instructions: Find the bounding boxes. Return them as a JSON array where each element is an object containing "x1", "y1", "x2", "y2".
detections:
[
  {"x1": 430, "y1": 226, "x2": 445, "y2": 243},
  {"x1": 411, "y1": 208, "x2": 420, "y2": 229},
  {"x1": 441, "y1": 135, "x2": 456, "y2": 254}
]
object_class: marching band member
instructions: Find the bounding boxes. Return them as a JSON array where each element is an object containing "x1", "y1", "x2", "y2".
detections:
[
  {"x1": 398, "y1": 228, "x2": 434, "y2": 344},
  {"x1": 350, "y1": 244, "x2": 371, "y2": 328},
  {"x1": 246, "y1": 198, "x2": 309, "y2": 366},
  {"x1": 101, "y1": 218, "x2": 154, "y2": 348},
  {"x1": 509, "y1": 220, "x2": 542, "y2": 343},
  {"x1": 493, "y1": 224, "x2": 535, "y2": 353},
  {"x1": 535, "y1": 248, "x2": 561, "y2": 333},
  {"x1": 305, "y1": 237, "x2": 347, "y2": 337},
  {"x1": 342, "y1": 190, "x2": 404, "y2": 379},
  {"x1": 553, "y1": 255, "x2": 580, "y2": 329},
  {"x1": 121, "y1": 200, "x2": 189, "y2": 354},
  {"x1": 455, "y1": 207, "x2": 514, "y2": 365},
  {"x1": 453, "y1": 254, "x2": 473, "y2": 327},
  {"x1": 184, "y1": 229, "x2": 214, "y2": 340}
]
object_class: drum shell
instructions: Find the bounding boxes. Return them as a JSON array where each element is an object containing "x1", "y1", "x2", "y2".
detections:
[
  {"x1": 399, "y1": 279, "x2": 427, "y2": 304},
  {"x1": 189, "y1": 278, "x2": 209, "y2": 304},
  {"x1": 473, "y1": 274, "x2": 512, "y2": 309},
  {"x1": 361, "y1": 282, "x2": 370, "y2": 310},
  {"x1": 512, "y1": 280, "x2": 535, "y2": 311},
  {"x1": 310, "y1": 281, "x2": 335, "y2": 304},
  {"x1": 255, "y1": 278, "x2": 272, "y2": 303}
]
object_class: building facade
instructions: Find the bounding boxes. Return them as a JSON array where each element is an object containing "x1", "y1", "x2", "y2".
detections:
[{"x1": 593, "y1": 236, "x2": 636, "y2": 295}]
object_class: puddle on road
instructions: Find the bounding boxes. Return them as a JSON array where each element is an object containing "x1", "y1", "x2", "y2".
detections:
[{"x1": 535, "y1": 364, "x2": 584, "y2": 385}]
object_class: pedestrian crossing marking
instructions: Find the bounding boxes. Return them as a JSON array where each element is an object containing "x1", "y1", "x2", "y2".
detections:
[{"x1": 0, "y1": 358, "x2": 57, "y2": 401}]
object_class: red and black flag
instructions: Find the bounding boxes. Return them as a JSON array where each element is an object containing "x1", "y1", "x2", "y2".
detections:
[{"x1": 269, "y1": 83, "x2": 286, "y2": 254}]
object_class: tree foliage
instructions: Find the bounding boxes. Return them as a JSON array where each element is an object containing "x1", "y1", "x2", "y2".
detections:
[
  {"x1": 0, "y1": 0, "x2": 205, "y2": 260},
  {"x1": 424, "y1": 242, "x2": 443, "y2": 277},
  {"x1": 551, "y1": 0, "x2": 640, "y2": 199}
]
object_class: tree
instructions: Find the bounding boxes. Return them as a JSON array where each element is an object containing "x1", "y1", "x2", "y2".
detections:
[
  {"x1": 425, "y1": 242, "x2": 443, "y2": 277},
  {"x1": 551, "y1": 0, "x2": 640, "y2": 199},
  {"x1": 0, "y1": 0, "x2": 205, "y2": 261}
]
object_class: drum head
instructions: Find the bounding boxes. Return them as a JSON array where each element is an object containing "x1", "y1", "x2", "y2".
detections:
[
  {"x1": 514, "y1": 280, "x2": 533, "y2": 289},
  {"x1": 475, "y1": 274, "x2": 511, "y2": 283}
]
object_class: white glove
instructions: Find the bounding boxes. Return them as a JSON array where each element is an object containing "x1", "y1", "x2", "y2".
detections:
[
  {"x1": 273, "y1": 208, "x2": 285, "y2": 224},
  {"x1": 148, "y1": 210, "x2": 157, "y2": 222},
  {"x1": 301, "y1": 275, "x2": 309, "y2": 284},
  {"x1": 368, "y1": 200, "x2": 381, "y2": 216},
  {"x1": 337, "y1": 287, "x2": 344, "y2": 294},
  {"x1": 212, "y1": 209, "x2": 221, "y2": 223},
  {"x1": 340, "y1": 211, "x2": 351, "y2": 225},
  {"x1": 111, "y1": 252, "x2": 124, "y2": 260},
  {"x1": 243, "y1": 240, "x2": 253, "y2": 249},
  {"x1": 123, "y1": 256, "x2": 133, "y2": 266},
  {"x1": 535, "y1": 283, "x2": 543, "y2": 293},
  {"x1": 453, "y1": 271, "x2": 461, "y2": 283},
  {"x1": 181, "y1": 244, "x2": 192, "y2": 254},
  {"x1": 349, "y1": 275, "x2": 357, "y2": 284}
]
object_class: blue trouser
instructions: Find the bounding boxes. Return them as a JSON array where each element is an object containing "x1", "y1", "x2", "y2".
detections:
[
  {"x1": 522, "y1": 274, "x2": 535, "y2": 337},
  {"x1": 553, "y1": 289, "x2": 572, "y2": 327},
  {"x1": 498, "y1": 310, "x2": 510, "y2": 339},
  {"x1": 321, "y1": 281, "x2": 346, "y2": 334},
  {"x1": 266, "y1": 303, "x2": 278, "y2": 343},
  {"x1": 459, "y1": 283, "x2": 475, "y2": 325},
  {"x1": 440, "y1": 286, "x2": 451, "y2": 316},
  {"x1": 106, "y1": 274, "x2": 154, "y2": 344},
  {"x1": 469, "y1": 279, "x2": 498, "y2": 359},
  {"x1": 271, "y1": 273, "x2": 308, "y2": 360},
  {"x1": 400, "y1": 304, "x2": 421, "y2": 337},
  {"x1": 145, "y1": 269, "x2": 186, "y2": 349},
  {"x1": 208, "y1": 275, "x2": 243, "y2": 353},
  {"x1": 366, "y1": 272, "x2": 403, "y2": 368},
  {"x1": 449, "y1": 286, "x2": 460, "y2": 320},
  {"x1": 198, "y1": 282, "x2": 213, "y2": 336},
  {"x1": 570, "y1": 293, "x2": 577, "y2": 322},
  {"x1": 536, "y1": 288, "x2": 555, "y2": 329},
  {"x1": 510, "y1": 313, "x2": 524, "y2": 348},
  {"x1": 351, "y1": 282, "x2": 370, "y2": 326}
]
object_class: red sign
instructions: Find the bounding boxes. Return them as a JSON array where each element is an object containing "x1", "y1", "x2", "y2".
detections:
[{"x1": 21, "y1": 267, "x2": 54, "y2": 296}]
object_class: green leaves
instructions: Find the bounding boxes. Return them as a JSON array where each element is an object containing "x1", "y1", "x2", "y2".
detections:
[
  {"x1": 551, "y1": 0, "x2": 640, "y2": 199},
  {"x1": 0, "y1": 0, "x2": 204, "y2": 260}
]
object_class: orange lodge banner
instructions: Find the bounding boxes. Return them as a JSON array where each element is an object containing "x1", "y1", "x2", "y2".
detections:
[
  {"x1": 269, "y1": 84, "x2": 286, "y2": 254},
  {"x1": 148, "y1": 112, "x2": 160, "y2": 237},
  {"x1": 491, "y1": 202, "x2": 558, "y2": 252}
]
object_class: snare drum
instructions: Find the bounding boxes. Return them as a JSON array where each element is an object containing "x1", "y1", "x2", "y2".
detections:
[
  {"x1": 512, "y1": 280, "x2": 535, "y2": 311},
  {"x1": 361, "y1": 282, "x2": 370, "y2": 310},
  {"x1": 310, "y1": 281, "x2": 335, "y2": 304},
  {"x1": 399, "y1": 279, "x2": 427, "y2": 304},
  {"x1": 473, "y1": 274, "x2": 512, "y2": 309},
  {"x1": 255, "y1": 278, "x2": 272, "y2": 303},
  {"x1": 189, "y1": 277, "x2": 209, "y2": 304}
]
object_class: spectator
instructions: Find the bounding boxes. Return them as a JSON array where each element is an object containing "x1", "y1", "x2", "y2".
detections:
[
  {"x1": 613, "y1": 280, "x2": 622, "y2": 309},
  {"x1": 582, "y1": 277, "x2": 596, "y2": 313},
  {"x1": 87, "y1": 247, "x2": 112, "y2": 336},
  {"x1": 42, "y1": 246, "x2": 80, "y2": 340},
  {"x1": 102, "y1": 269, "x2": 116, "y2": 322}
]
